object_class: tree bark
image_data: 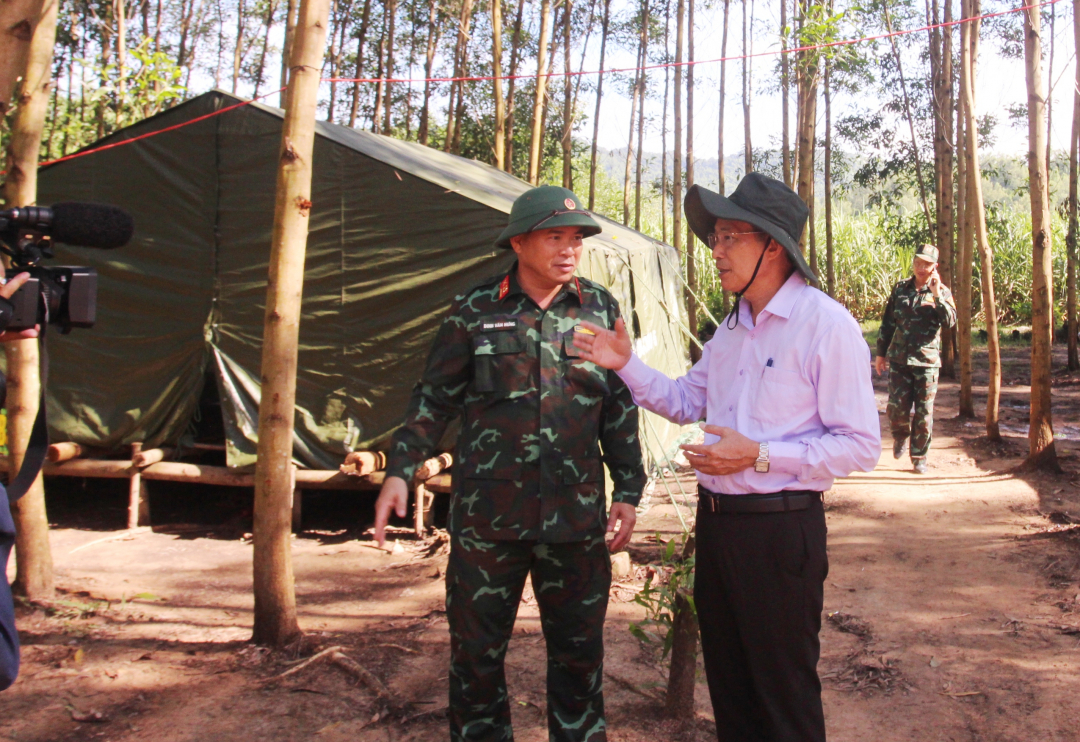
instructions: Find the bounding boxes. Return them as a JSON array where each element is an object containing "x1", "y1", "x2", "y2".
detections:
[
  {"x1": 660, "y1": 0, "x2": 670, "y2": 241},
  {"x1": 588, "y1": 0, "x2": 610, "y2": 209},
  {"x1": 780, "y1": 0, "x2": 791, "y2": 186},
  {"x1": 741, "y1": 0, "x2": 751, "y2": 174},
  {"x1": 383, "y1": 0, "x2": 396, "y2": 133},
  {"x1": 934, "y1": 0, "x2": 956, "y2": 377},
  {"x1": 504, "y1": 0, "x2": 525, "y2": 171},
  {"x1": 674, "y1": 0, "x2": 684, "y2": 255},
  {"x1": 824, "y1": 52, "x2": 834, "y2": 297},
  {"x1": 233, "y1": 0, "x2": 246, "y2": 94},
  {"x1": 664, "y1": 535, "x2": 697, "y2": 719},
  {"x1": 251, "y1": 0, "x2": 331, "y2": 648},
  {"x1": 956, "y1": 74, "x2": 974, "y2": 417},
  {"x1": 1022, "y1": 0, "x2": 1058, "y2": 469},
  {"x1": 795, "y1": 0, "x2": 817, "y2": 254},
  {"x1": 961, "y1": 0, "x2": 999, "y2": 440},
  {"x1": 624, "y1": 3, "x2": 646, "y2": 227},
  {"x1": 0, "y1": 0, "x2": 47, "y2": 118},
  {"x1": 686, "y1": 0, "x2": 698, "y2": 360},
  {"x1": 1069, "y1": 0, "x2": 1080, "y2": 371},
  {"x1": 1, "y1": 0, "x2": 58, "y2": 601},
  {"x1": 528, "y1": 0, "x2": 552, "y2": 184},
  {"x1": 348, "y1": 0, "x2": 374, "y2": 127},
  {"x1": 561, "y1": 0, "x2": 573, "y2": 188},
  {"x1": 253, "y1": 0, "x2": 280, "y2": 98},
  {"x1": 491, "y1": 0, "x2": 505, "y2": 169},
  {"x1": 280, "y1": 0, "x2": 299, "y2": 105},
  {"x1": 415, "y1": 0, "x2": 436, "y2": 140},
  {"x1": 718, "y1": 0, "x2": 730, "y2": 194}
]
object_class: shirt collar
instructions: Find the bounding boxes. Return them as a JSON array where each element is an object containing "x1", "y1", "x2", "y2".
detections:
[
  {"x1": 500, "y1": 262, "x2": 582, "y2": 305},
  {"x1": 739, "y1": 272, "x2": 807, "y2": 327}
]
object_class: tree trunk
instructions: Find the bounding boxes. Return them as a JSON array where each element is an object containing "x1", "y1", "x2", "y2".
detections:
[
  {"x1": 383, "y1": 0, "x2": 396, "y2": 134},
  {"x1": 528, "y1": 0, "x2": 552, "y2": 184},
  {"x1": 674, "y1": 0, "x2": 684, "y2": 256},
  {"x1": 780, "y1": 0, "x2": 791, "y2": 186},
  {"x1": 348, "y1": 0, "x2": 374, "y2": 128},
  {"x1": 252, "y1": 0, "x2": 332, "y2": 648},
  {"x1": 116, "y1": 0, "x2": 126, "y2": 127},
  {"x1": 686, "y1": 0, "x2": 698, "y2": 361},
  {"x1": 280, "y1": 0, "x2": 299, "y2": 105},
  {"x1": 416, "y1": 0, "x2": 437, "y2": 140},
  {"x1": 1022, "y1": 0, "x2": 1058, "y2": 469},
  {"x1": 795, "y1": 0, "x2": 817, "y2": 254},
  {"x1": 504, "y1": 0, "x2": 525, "y2": 171},
  {"x1": 956, "y1": 77, "x2": 974, "y2": 417},
  {"x1": 561, "y1": 0, "x2": 572, "y2": 188},
  {"x1": 623, "y1": 6, "x2": 645, "y2": 226},
  {"x1": 741, "y1": 0, "x2": 751, "y2": 174},
  {"x1": 253, "y1": 0, "x2": 279, "y2": 98},
  {"x1": 935, "y1": 0, "x2": 956, "y2": 378},
  {"x1": 961, "y1": 0, "x2": 1000, "y2": 440},
  {"x1": 587, "y1": 0, "x2": 610, "y2": 208},
  {"x1": 883, "y1": 2, "x2": 933, "y2": 237},
  {"x1": 718, "y1": 0, "x2": 729, "y2": 194},
  {"x1": 660, "y1": 0, "x2": 670, "y2": 241},
  {"x1": 0, "y1": 0, "x2": 47, "y2": 117},
  {"x1": 491, "y1": 0, "x2": 505, "y2": 169},
  {"x1": 824, "y1": 53, "x2": 834, "y2": 297},
  {"x1": 1046, "y1": 1, "x2": 1055, "y2": 170},
  {"x1": 1069, "y1": 0, "x2": 1080, "y2": 371},
  {"x1": 373, "y1": 29, "x2": 386, "y2": 133},
  {"x1": 2, "y1": 0, "x2": 58, "y2": 601},
  {"x1": 664, "y1": 535, "x2": 697, "y2": 719},
  {"x1": 233, "y1": 0, "x2": 245, "y2": 94}
]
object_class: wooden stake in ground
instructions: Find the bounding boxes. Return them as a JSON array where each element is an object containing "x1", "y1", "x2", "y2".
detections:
[
  {"x1": 251, "y1": 0, "x2": 332, "y2": 647},
  {"x1": 0, "y1": 0, "x2": 47, "y2": 118},
  {"x1": 1, "y1": 0, "x2": 58, "y2": 601},
  {"x1": 1022, "y1": 0, "x2": 1058, "y2": 470},
  {"x1": 960, "y1": 0, "x2": 1000, "y2": 441}
]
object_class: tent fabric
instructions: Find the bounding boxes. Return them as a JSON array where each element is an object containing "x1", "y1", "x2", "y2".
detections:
[{"x1": 35, "y1": 90, "x2": 691, "y2": 471}]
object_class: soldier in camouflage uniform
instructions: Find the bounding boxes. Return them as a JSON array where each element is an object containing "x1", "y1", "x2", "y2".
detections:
[
  {"x1": 374, "y1": 185, "x2": 646, "y2": 742},
  {"x1": 875, "y1": 244, "x2": 957, "y2": 474}
]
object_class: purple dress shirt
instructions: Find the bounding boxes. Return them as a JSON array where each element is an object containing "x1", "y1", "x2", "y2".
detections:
[{"x1": 617, "y1": 273, "x2": 882, "y2": 494}]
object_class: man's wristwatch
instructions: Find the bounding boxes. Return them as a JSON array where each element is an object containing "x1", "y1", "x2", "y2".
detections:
[{"x1": 754, "y1": 442, "x2": 770, "y2": 473}]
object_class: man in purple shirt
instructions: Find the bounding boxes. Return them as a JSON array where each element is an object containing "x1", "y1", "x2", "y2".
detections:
[{"x1": 574, "y1": 173, "x2": 881, "y2": 741}]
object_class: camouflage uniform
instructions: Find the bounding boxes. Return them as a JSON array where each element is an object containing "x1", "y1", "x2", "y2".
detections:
[
  {"x1": 386, "y1": 265, "x2": 645, "y2": 742},
  {"x1": 877, "y1": 276, "x2": 957, "y2": 460}
]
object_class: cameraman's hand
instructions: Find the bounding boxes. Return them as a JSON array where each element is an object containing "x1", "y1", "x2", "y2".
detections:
[{"x1": 0, "y1": 273, "x2": 38, "y2": 341}]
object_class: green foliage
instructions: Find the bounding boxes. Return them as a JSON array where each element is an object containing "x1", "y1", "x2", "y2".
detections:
[{"x1": 628, "y1": 533, "x2": 696, "y2": 660}]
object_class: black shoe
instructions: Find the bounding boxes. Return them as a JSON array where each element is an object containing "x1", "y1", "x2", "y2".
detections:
[
  {"x1": 913, "y1": 458, "x2": 928, "y2": 474},
  {"x1": 893, "y1": 438, "x2": 908, "y2": 460}
]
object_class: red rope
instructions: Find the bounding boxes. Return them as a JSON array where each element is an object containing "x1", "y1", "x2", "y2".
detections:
[
  {"x1": 325, "y1": 0, "x2": 1063, "y2": 85},
  {"x1": 23, "y1": 0, "x2": 1060, "y2": 172}
]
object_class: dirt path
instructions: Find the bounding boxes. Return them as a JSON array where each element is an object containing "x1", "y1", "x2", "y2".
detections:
[{"x1": 4, "y1": 349, "x2": 1080, "y2": 741}]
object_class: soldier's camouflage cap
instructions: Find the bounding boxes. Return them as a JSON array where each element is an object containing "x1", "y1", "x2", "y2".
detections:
[
  {"x1": 495, "y1": 186, "x2": 602, "y2": 249},
  {"x1": 915, "y1": 244, "x2": 939, "y2": 263}
]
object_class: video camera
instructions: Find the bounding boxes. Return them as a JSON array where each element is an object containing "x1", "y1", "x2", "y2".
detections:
[{"x1": 0, "y1": 202, "x2": 134, "y2": 334}]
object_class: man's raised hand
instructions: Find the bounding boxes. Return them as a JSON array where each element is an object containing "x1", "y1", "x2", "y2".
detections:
[
  {"x1": 373, "y1": 475, "x2": 409, "y2": 548},
  {"x1": 572, "y1": 317, "x2": 632, "y2": 371}
]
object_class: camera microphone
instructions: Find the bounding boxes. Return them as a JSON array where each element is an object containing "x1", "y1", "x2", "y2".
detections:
[{"x1": 0, "y1": 202, "x2": 134, "y2": 249}]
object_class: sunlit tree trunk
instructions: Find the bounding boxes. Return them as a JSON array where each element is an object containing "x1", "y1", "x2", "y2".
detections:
[
  {"x1": 624, "y1": 3, "x2": 646, "y2": 226},
  {"x1": 961, "y1": 0, "x2": 999, "y2": 440},
  {"x1": 674, "y1": 0, "x2": 684, "y2": 255},
  {"x1": 504, "y1": 0, "x2": 525, "y2": 171},
  {"x1": 1023, "y1": 0, "x2": 1058, "y2": 469},
  {"x1": 383, "y1": 0, "x2": 396, "y2": 133},
  {"x1": 348, "y1": 0, "x2": 374, "y2": 127},
  {"x1": 528, "y1": 0, "x2": 552, "y2": 184},
  {"x1": 660, "y1": 0, "x2": 670, "y2": 241},
  {"x1": 116, "y1": 0, "x2": 126, "y2": 127},
  {"x1": 252, "y1": 0, "x2": 332, "y2": 647},
  {"x1": 824, "y1": 52, "x2": 834, "y2": 297},
  {"x1": 686, "y1": 0, "x2": 698, "y2": 359},
  {"x1": 492, "y1": 0, "x2": 505, "y2": 169},
  {"x1": 588, "y1": 0, "x2": 610, "y2": 208},
  {"x1": 741, "y1": 0, "x2": 751, "y2": 174},
  {"x1": 633, "y1": 1, "x2": 648, "y2": 229},
  {"x1": 253, "y1": 0, "x2": 280, "y2": 99},
  {"x1": 795, "y1": 0, "x2": 817, "y2": 254},
  {"x1": 956, "y1": 79, "x2": 974, "y2": 417},
  {"x1": 561, "y1": 0, "x2": 572, "y2": 187},
  {"x1": 1068, "y1": 0, "x2": 1080, "y2": 371},
  {"x1": 718, "y1": 0, "x2": 729, "y2": 194},
  {"x1": 233, "y1": 0, "x2": 245, "y2": 94},
  {"x1": 0, "y1": 0, "x2": 47, "y2": 116},
  {"x1": 780, "y1": 0, "x2": 791, "y2": 186},
  {"x1": 280, "y1": 0, "x2": 298, "y2": 105},
  {"x1": 1, "y1": 0, "x2": 58, "y2": 601},
  {"x1": 932, "y1": 0, "x2": 957, "y2": 377}
]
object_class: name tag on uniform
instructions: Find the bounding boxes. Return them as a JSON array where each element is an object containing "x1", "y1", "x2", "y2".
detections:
[
  {"x1": 574, "y1": 325, "x2": 596, "y2": 336},
  {"x1": 482, "y1": 321, "x2": 516, "y2": 331}
]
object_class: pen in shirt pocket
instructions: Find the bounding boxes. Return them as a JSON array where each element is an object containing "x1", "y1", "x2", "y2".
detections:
[{"x1": 766, "y1": 358, "x2": 774, "y2": 368}]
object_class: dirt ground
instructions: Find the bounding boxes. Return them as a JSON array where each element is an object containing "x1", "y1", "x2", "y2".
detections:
[{"x1": 4, "y1": 344, "x2": 1080, "y2": 742}]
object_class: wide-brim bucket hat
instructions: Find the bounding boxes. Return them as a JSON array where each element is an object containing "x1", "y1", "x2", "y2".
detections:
[
  {"x1": 685, "y1": 172, "x2": 817, "y2": 285},
  {"x1": 496, "y1": 186, "x2": 602, "y2": 249}
]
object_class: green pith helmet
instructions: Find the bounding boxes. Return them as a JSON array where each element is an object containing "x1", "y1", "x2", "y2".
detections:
[
  {"x1": 495, "y1": 186, "x2": 602, "y2": 249},
  {"x1": 914, "y1": 244, "x2": 939, "y2": 263}
]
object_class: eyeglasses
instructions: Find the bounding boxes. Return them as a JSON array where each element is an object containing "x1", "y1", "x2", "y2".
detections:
[{"x1": 706, "y1": 231, "x2": 762, "y2": 249}]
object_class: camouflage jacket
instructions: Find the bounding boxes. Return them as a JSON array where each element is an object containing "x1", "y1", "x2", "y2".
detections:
[
  {"x1": 876, "y1": 277, "x2": 957, "y2": 368},
  {"x1": 385, "y1": 264, "x2": 645, "y2": 543}
]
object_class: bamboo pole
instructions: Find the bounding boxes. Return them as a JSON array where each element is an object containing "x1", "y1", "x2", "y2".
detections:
[
  {"x1": 251, "y1": 0, "x2": 332, "y2": 648},
  {"x1": 0, "y1": 0, "x2": 46, "y2": 118},
  {"x1": 47, "y1": 442, "x2": 84, "y2": 463},
  {"x1": 2, "y1": 0, "x2": 58, "y2": 601}
]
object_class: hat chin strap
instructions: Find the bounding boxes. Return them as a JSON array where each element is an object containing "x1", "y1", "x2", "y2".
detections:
[{"x1": 724, "y1": 238, "x2": 771, "y2": 330}]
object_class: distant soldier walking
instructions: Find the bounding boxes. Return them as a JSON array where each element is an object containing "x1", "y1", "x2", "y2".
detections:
[
  {"x1": 876, "y1": 244, "x2": 957, "y2": 474},
  {"x1": 374, "y1": 185, "x2": 645, "y2": 742}
]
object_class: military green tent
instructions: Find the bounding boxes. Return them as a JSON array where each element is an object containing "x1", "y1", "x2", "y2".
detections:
[{"x1": 34, "y1": 90, "x2": 691, "y2": 473}]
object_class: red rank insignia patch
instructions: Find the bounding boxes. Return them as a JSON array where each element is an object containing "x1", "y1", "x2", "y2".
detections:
[{"x1": 499, "y1": 275, "x2": 510, "y2": 300}]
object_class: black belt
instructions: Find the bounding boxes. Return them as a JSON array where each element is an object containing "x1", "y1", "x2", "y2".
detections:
[{"x1": 697, "y1": 487, "x2": 821, "y2": 514}]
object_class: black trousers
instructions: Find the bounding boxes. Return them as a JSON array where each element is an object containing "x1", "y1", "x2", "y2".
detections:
[{"x1": 695, "y1": 496, "x2": 829, "y2": 742}]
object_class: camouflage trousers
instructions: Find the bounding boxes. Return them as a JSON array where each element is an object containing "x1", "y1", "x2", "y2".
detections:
[
  {"x1": 446, "y1": 533, "x2": 611, "y2": 742},
  {"x1": 887, "y1": 363, "x2": 940, "y2": 459}
]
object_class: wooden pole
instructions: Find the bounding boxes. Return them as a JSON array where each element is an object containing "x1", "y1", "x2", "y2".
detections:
[
  {"x1": 0, "y1": 0, "x2": 47, "y2": 118},
  {"x1": 127, "y1": 443, "x2": 150, "y2": 529},
  {"x1": 2, "y1": 0, "x2": 58, "y2": 601},
  {"x1": 251, "y1": 0, "x2": 331, "y2": 648}
]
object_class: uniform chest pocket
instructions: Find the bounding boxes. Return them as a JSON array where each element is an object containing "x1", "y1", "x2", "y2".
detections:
[
  {"x1": 472, "y1": 327, "x2": 527, "y2": 393},
  {"x1": 563, "y1": 334, "x2": 610, "y2": 394}
]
